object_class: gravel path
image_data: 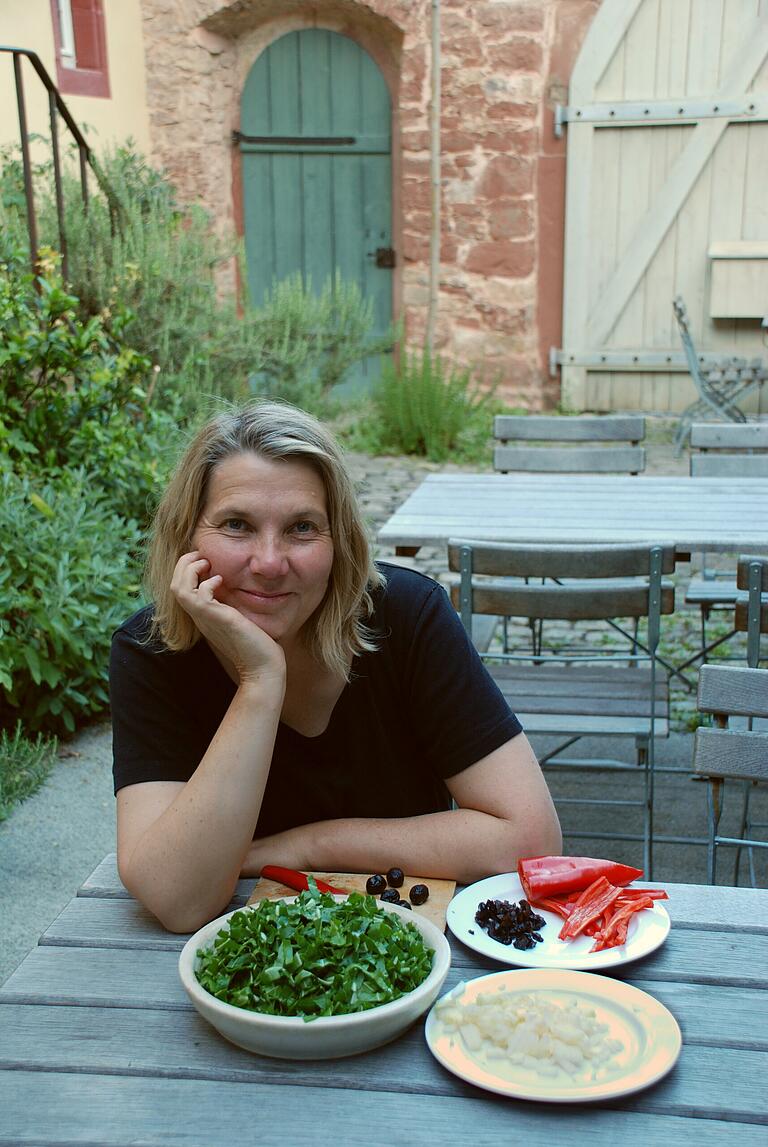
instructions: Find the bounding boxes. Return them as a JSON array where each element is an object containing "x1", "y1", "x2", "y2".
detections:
[{"x1": 3, "y1": 422, "x2": 761, "y2": 986}]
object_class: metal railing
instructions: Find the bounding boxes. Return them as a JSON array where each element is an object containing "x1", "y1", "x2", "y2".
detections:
[{"x1": 1, "y1": 45, "x2": 111, "y2": 281}]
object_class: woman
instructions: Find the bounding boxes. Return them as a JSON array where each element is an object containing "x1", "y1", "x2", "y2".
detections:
[{"x1": 110, "y1": 402, "x2": 561, "y2": 931}]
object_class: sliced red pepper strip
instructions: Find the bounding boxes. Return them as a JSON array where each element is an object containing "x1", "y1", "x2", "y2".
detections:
[
  {"x1": 558, "y1": 877, "x2": 622, "y2": 940},
  {"x1": 600, "y1": 895, "x2": 654, "y2": 945},
  {"x1": 529, "y1": 896, "x2": 573, "y2": 920},
  {"x1": 614, "y1": 888, "x2": 668, "y2": 901},
  {"x1": 518, "y1": 856, "x2": 643, "y2": 901}
]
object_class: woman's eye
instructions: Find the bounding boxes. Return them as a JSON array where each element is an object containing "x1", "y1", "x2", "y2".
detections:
[
  {"x1": 292, "y1": 520, "x2": 316, "y2": 536},
  {"x1": 224, "y1": 518, "x2": 246, "y2": 532}
]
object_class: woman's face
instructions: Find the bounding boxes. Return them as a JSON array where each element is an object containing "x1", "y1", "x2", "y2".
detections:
[{"x1": 191, "y1": 452, "x2": 334, "y2": 645}]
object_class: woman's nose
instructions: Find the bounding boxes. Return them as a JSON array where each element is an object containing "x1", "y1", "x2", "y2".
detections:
[{"x1": 248, "y1": 536, "x2": 288, "y2": 577}]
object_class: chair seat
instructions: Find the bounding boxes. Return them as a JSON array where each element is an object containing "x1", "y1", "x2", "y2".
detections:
[
  {"x1": 685, "y1": 578, "x2": 739, "y2": 609},
  {"x1": 487, "y1": 664, "x2": 669, "y2": 738}
]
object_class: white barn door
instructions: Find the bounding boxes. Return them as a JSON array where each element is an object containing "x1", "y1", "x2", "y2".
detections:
[{"x1": 559, "y1": 0, "x2": 768, "y2": 413}]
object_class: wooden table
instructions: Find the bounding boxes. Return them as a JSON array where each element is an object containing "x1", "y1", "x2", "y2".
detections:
[
  {"x1": 1, "y1": 855, "x2": 767, "y2": 1144},
  {"x1": 376, "y1": 473, "x2": 768, "y2": 556}
]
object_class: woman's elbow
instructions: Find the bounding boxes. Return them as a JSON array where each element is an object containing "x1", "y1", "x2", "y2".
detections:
[{"x1": 118, "y1": 855, "x2": 230, "y2": 935}]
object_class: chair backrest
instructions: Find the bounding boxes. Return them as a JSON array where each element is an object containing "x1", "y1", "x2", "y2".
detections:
[
  {"x1": 694, "y1": 664, "x2": 768, "y2": 783},
  {"x1": 673, "y1": 296, "x2": 705, "y2": 384},
  {"x1": 689, "y1": 422, "x2": 768, "y2": 477},
  {"x1": 447, "y1": 539, "x2": 675, "y2": 640},
  {"x1": 492, "y1": 415, "x2": 646, "y2": 474},
  {"x1": 734, "y1": 556, "x2": 768, "y2": 664}
]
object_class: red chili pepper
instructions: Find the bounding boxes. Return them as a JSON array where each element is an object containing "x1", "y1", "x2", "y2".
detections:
[
  {"x1": 558, "y1": 877, "x2": 622, "y2": 940},
  {"x1": 260, "y1": 865, "x2": 347, "y2": 895},
  {"x1": 518, "y1": 856, "x2": 644, "y2": 901}
]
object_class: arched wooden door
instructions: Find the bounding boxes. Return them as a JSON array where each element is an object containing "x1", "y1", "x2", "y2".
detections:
[{"x1": 239, "y1": 29, "x2": 392, "y2": 389}]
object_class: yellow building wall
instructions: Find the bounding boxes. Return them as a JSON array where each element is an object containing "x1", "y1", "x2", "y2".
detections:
[{"x1": 0, "y1": 0, "x2": 151, "y2": 158}]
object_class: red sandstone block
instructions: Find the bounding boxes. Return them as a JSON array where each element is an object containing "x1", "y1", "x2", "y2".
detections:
[
  {"x1": 488, "y1": 37, "x2": 544, "y2": 72},
  {"x1": 464, "y1": 239, "x2": 535, "y2": 278},
  {"x1": 488, "y1": 201, "x2": 535, "y2": 242},
  {"x1": 478, "y1": 154, "x2": 534, "y2": 199},
  {"x1": 477, "y1": 2, "x2": 545, "y2": 32}
]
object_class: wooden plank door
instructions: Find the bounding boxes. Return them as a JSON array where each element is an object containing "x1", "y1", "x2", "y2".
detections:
[
  {"x1": 559, "y1": 0, "x2": 768, "y2": 413},
  {"x1": 239, "y1": 29, "x2": 392, "y2": 390}
]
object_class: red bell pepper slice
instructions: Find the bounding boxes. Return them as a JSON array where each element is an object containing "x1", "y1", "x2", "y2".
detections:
[
  {"x1": 518, "y1": 856, "x2": 643, "y2": 901},
  {"x1": 558, "y1": 877, "x2": 622, "y2": 940}
]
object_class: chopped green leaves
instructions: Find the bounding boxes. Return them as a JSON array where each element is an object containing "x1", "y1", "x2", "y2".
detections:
[{"x1": 196, "y1": 884, "x2": 434, "y2": 1021}]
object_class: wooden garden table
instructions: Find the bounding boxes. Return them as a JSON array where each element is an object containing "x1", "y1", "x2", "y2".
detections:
[
  {"x1": 376, "y1": 473, "x2": 768, "y2": 556},
  {"x1": 0, "y1": 855, "x2": 766, "y2": 1144}
]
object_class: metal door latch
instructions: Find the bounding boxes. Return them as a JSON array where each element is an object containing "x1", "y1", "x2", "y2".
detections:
[{"x1": 368, "y1": 247, "x2": 396, "y2": 268}]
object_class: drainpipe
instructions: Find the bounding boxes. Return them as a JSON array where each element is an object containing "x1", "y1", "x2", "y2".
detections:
[{"x1": 425, "y1": 0, "x2": 441, "y2": 352}]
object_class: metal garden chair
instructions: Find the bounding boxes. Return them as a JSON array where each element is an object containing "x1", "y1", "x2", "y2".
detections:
[
  {"x1": 684, "y1": 424, "x2": 768, "y2": 661},
  {"x1": 672, "y1": 296, "x2": 767, "y2": 453},
  {"x1": 448, "y1": 539, "x2": 675, "y2": 877},
  {"x1": 493, "y1": 414, "x2": 646, "y2": 474},
  {"x1": 693, "y1": 663, "x2": 768, "y2": 885}
]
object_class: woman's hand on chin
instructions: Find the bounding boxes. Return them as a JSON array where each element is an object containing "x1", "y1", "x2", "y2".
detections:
[{"x1": 171, "y1": 551, "x2": 286, "y2": 688}]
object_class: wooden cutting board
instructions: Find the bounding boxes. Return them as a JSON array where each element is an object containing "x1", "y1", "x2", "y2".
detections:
[{"x1": 248, "y1": 871, "x2": 456, "y2": 932}]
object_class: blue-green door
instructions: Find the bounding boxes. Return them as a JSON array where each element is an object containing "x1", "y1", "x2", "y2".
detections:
[{"x1": 239, "y1": 30, "x2": 392, "y2": 389}]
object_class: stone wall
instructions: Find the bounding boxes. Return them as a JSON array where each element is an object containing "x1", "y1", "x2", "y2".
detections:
[{"x1": 140, "y1": 0, "x2": 600, "y2": 408}]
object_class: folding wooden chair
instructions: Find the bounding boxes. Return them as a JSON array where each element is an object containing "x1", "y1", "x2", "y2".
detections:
[
  {"x1": 492, "y1": 414, "x2": 646, "y2": 656},
  {"x1": 693, "y1": 664, "x2": 768, "y2": 884},
  {"x1": 448, "y1": 539, "x2": 675, "y2": 877},
  {"x1": 672, "y1": 296, "x2": 766, "y2": 452},
  {"x1": 493, "y1": 414, "x2": 645, "y2": 475}
]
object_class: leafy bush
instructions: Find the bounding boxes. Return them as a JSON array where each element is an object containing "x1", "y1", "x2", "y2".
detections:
[
  {"x1": 0, "y1": 469, "x2": 143, "y2": 734},
  {"x1": 1, "y1": 145, "x2": 392, "y2": 412},
  {"x1": 366, "y1": 349, "x2": 497, "y2": 462},
  {"x1": 0, "y1": 247, "x2": 181, "y2": 524},
  {"x1": 0, "y1": 723, "x2": 58, "y2": 822},
  {"x1": 246, "y1": 271, "x2": 396, "y2": 411}
]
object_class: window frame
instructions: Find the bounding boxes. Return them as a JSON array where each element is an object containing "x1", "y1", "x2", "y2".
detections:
[{"x1": 50, "y1": 0, "x2": 111, "y2": 99}]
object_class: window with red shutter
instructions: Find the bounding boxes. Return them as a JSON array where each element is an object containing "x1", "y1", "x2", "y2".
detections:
[{"x1": 50, "y1": 0, "x2": 110, "y2": 98}]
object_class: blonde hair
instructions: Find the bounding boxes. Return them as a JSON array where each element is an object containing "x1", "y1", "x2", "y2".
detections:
[{"x1": 145, "y1": 401, "x2": 384, "y2": 677}]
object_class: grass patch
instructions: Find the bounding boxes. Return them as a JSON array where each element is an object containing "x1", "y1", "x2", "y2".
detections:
[{"x1": 0, "y1": 724, "x2": 58, "y2": 822}]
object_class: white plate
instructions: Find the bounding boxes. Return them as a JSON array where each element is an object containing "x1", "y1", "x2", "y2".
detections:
[
  {"x1": 425, "y1": 969, "x2": 682, "y2": 1102},
  {"x1": 447, "y1": 873, "x2": 670, "y2": 970}
]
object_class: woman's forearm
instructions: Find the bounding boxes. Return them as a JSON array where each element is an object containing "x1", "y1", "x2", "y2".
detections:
[
  {"x1": 119, "y1": 680, "x2": 284, "y2": 932},
  {"x1": 244, "y1": 806, "x2": 562, "y2": 886}
]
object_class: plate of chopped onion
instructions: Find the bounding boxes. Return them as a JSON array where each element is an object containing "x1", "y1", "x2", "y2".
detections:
[
  {"x1": 425, "y1": 969, "x2": 682, "y2": 1101},
  {"x1": 447, "y1": 866, "x2": 671, "y2": 970}
]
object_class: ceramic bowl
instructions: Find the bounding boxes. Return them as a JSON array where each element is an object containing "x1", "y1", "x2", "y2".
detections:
[{"x1": 178, "y1": 896, "x2": 451, "y2": 1059}]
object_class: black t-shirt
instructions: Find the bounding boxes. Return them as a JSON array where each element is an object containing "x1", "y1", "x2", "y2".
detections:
[{"x1": 109, "y1": 562, "x2": 522, "y2": 837}]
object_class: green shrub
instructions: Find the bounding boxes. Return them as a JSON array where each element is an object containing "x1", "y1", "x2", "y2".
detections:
[
  {"x1": 245, "y1": 272, "x2": 396, "y2": 411},
  {"x1": 0, "y1": 247, "x2": 181, "y2": 524},
  {"x1": 367, "y1": 349, "x2": 497, "y2": 462},
  {"x1": 1, "y1": 145, "x2": 392, "y2": 413},
  {"x1": 0, "y1": 723, "x2": 58, "y2": 822},
  {"x1": 0, "y1": 469, "x2": 143, "y2": 734}
]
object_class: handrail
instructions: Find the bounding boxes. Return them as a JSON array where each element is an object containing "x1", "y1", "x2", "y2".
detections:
[{"x1": 0, "y1": 45, "x2": 112, "y2": 281}]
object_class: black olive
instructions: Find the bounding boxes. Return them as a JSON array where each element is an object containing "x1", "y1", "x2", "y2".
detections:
[
  {"x1": 397, "y1": 899, "x2": 412, "y2": 909},
  {"x1": 409, "y1": 883, "x2": 430, "y2": 906},
  {"x1": 380, "y1": 888, "x2": 401, "y2": 903},
  {"x1": 366, "y1": 874, "x2": 387, "y2": 895},
  {"x1": 386, "y1": 867, "x2": 405, "y2": 888}
]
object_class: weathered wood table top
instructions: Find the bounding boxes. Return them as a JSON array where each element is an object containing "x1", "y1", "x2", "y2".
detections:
[
  {"x1": 376, "y1": 473, "x2": 768, "y2": 555},
  {"x1": 1, "y1": 855, "x2": 767, "y2": 1145}
]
